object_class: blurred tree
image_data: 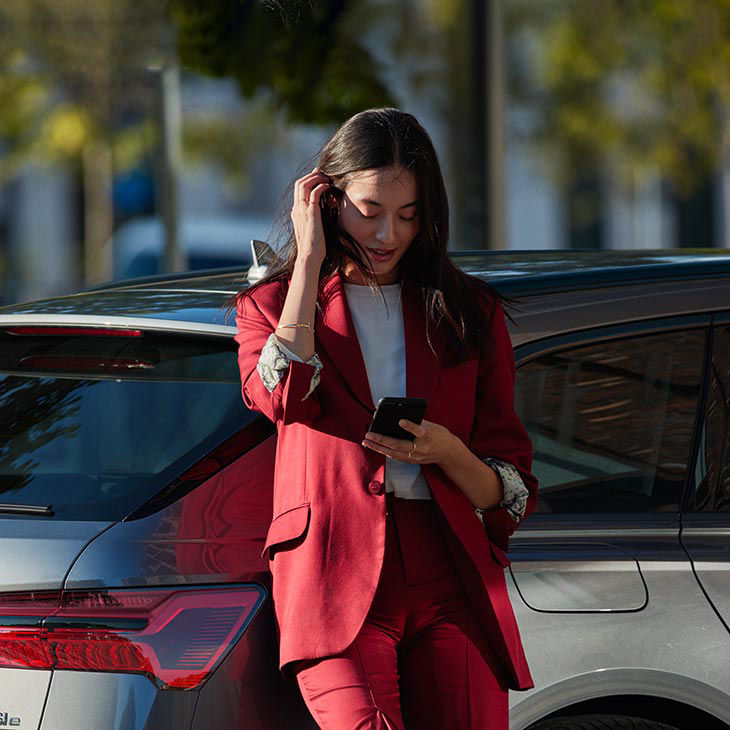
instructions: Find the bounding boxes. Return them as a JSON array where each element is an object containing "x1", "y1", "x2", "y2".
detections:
[
  {"x1": 170, "y1": 0, "x2": 393, "y2": 125},
  {"x1": 507, "y1": 0, "x2": 730, "y2": 207},
  {"x1": 0, "y1": 0, "x2": 398, "y2": 286},
  {"x1": 0, "y1": 0, "x2": 174, "y2": 284}
]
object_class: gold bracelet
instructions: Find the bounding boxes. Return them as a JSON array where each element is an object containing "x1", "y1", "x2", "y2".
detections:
[{"x1": 276, "y1": 322, "x2": 313, "y2": 332}]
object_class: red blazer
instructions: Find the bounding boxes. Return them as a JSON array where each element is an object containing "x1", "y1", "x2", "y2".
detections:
[{"x1": 234, "y1": 268, "x2": 538, "y2": 690}]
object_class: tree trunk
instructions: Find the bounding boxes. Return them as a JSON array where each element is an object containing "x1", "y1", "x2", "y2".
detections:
[
  {"x1": 485, "y1": 0, "x2": 506, "y2": 249},
  {"x1": 82, "y1": 139, "x2": 113, "y2": 285}
]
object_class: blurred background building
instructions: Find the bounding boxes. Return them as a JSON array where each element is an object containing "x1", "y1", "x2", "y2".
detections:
[{"x1": 1, "y1": 0, "x2": 728, "y2": 303}]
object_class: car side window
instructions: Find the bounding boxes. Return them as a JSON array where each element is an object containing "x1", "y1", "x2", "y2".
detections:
[
  {"x1": 690, "y1": 324, "x2": 730, "y2": 512},
  {"x1": 515, "y1": 328, "x2": 706, "y2": 514}
]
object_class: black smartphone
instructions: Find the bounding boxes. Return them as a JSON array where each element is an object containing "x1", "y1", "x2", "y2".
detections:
[
  {"x1": 319, "y1": 185, "x2": 342, "y2": 221},
  {"x1": 368, "y1": 397, "x2": 428, "y2": 441}
]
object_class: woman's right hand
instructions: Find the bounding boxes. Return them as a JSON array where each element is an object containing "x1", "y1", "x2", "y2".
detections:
[{"x1": 291, "y1": 168, "x2": 332, "y2": 269}]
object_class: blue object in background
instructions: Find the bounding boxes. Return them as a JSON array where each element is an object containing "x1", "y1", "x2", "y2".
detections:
[
  {"x1": 113, "y1": 167, "x2": 155, "y2": 220},
  {"x1": 112, "y1": 215, "x2": 274, "y2": 279}
]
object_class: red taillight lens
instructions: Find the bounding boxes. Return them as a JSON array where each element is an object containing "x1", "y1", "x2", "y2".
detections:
[
  {"x1": 0, "y1": 591, "x2": 61, "y2": 669},
  {"x1": 6, "y1": 327, "x2": 143, "y2": 337},
  {"x1": 0, "y1": 585, "x2": 265, "y2": 690}
]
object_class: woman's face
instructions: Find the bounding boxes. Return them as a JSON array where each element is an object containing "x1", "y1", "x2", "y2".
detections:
[{"x1": 338, "y1": 166, "x2": 420, "y2": 285}]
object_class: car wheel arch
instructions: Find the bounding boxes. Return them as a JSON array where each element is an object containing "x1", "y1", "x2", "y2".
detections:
[{"x1": 511, "y1": 668, "x2": 730, "y2": 730}]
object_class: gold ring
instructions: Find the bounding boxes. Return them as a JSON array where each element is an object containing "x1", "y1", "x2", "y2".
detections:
[{"x1": 408, "y1": 441, "x2": 417, "y2": 459}]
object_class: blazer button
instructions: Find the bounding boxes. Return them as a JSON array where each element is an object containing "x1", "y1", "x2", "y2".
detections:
[{"x1": 368, "y1": 480, "x2": 384, "y2": 495}]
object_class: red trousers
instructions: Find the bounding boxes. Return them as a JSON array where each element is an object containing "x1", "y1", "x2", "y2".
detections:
[{"x1": 293, "y1": 493, "x2": 509, "y2": 729}]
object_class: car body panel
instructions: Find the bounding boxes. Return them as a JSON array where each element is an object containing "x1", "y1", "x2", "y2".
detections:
[
  {"x1": 0, "y1": 518, "x2": 111, "y2": 592},
  {"x1": 188, "y1": 610, "x2": 316, "y2": 730},
  {"x1": 39, "y1": 672, "x2": 198, "y2": 730},
  {"x1": 63, "y1": 436, "x2": 276, "y2": 590},
  {"x1": 0, "y1": 668, "x2": 52, "y2": 730},
  {"x1": 3, "y1": 250, "x2": 730, "y2": 730},
  {"x1": 680, "y1": 518, "x2": 730, "y2": 631},
  {"x1": 508, "y1": 541, "x2": 647, "y2": 612},
  {"x1": 505, "y1": 279, "x2": 728, "y2": 347},
  {"x1": 507, "y1": 549, "x2": 730, "y2": 727}
]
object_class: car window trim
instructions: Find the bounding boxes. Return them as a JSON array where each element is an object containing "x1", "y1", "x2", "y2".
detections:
[
  {"x1": 710, "y1": 311, "x2": 730, "y2": 325},
  {"x1": 513, "y1": 312, "x2": 710, "y2": 367},
  {"x1": 682, "y1": 312, "x2": 730, "y2": 514}
]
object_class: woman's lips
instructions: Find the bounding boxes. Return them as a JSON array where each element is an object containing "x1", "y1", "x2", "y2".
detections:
[{"x1": 367, "y1": 247, "x2": 395, "y2": 262}]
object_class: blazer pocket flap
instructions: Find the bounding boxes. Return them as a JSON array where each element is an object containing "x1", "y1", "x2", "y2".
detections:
[{"x1": 261, "y1": 503, "x2": 310, "y2": 559}]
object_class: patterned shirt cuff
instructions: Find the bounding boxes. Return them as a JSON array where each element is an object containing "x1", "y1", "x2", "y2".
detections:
[
  {"x1": 474, "y1": 457, "x2": 529, "y2": 524},
  {"x1": 256, "y1": 332, "x2": 323, "y2": 400}
]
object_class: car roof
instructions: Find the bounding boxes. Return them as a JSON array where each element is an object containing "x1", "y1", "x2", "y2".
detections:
[
  {"x1": 84, "y1": 248, "x2": 730, "y2": 293},
  {"x1": 2, "y1": 249, "x2": 729, "y2": 342}
]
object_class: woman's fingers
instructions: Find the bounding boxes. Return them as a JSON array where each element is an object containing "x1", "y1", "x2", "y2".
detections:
[
  {"x1": 362, "y1": 431, "x2": 421, "y2": 459},
  {"x1": 294, "y1": 170, "x2": 330, "y2": 203},
  {"x1": 363, "y1": 432, "x2": 412, "y2": 450},
  {"x1": 309, "y1": 182, "x2": 330, "y2": 204},
  {"x1": 291, "y1": 170, "x2": 331, "y2": 265},
  {"x1": 398, "y1": 419, "x2": 427, "y2": 438},
  {"x1": 361, "y1": 437, "x2": 415, "y2": 461}
]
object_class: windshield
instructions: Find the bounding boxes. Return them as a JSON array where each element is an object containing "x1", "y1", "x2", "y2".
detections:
[{"x1": 0, "y1": 329, "x2": 254, "y2": 520}]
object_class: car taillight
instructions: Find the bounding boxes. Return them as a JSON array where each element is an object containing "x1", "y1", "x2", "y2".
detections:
[
  {"x1": 6, "y1": 327, "x2": 143, "y2": 337},
  {"x1": 0, "y1": 585, "x2": 265, "y2": 690}
]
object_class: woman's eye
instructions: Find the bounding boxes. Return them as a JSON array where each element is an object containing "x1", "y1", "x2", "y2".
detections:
[
  {"x1": 400, "y1": 215, "x2": 417, "y2": 222},
  {"x1": 359, "y1": 210, "x2": 377, "y2": 219}
]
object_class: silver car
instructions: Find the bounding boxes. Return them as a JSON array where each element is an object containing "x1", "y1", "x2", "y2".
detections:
[{"x1": 0, "y1": 250, "x2": 728, "y2": 730}]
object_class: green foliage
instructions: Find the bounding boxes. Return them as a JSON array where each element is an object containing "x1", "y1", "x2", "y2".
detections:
[
  {"x1": 183, "y1": 95, "x2": 287, "y2": 195},
  {"x1": 0, "y1": 0, "x2": 173, "y2": 180},
  {"x1": 507, "y1": 0, "x2": 730, "y2": 195},
  {"x1": 170, "y1": 0, "x2": 394, "y2": 124}
]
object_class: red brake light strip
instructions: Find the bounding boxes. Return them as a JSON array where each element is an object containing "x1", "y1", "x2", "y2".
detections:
[{"x1": 5, "y1": 327, "x2": 143, "y2": 337}]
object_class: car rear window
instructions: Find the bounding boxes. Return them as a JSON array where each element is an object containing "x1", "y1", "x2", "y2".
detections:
[{"x1": 0, "y1": 328, "x2": 255, "y2": 521}]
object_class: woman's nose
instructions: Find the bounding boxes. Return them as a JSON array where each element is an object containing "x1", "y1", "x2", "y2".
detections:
[{"x1": 375, "y1": 216, "x2": 397, "y2": 245}]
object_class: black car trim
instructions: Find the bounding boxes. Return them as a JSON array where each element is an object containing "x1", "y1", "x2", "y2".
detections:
[
  {"x1": 43, "y1": 616, "x2": 149, "y2": 630},
  {"x1": 711, "y1": 310, "x2": 730, "y2": 324},
  {"x1": 514, "y1": 312, "x2": 710, "y2": 366},
  {"x1": 680, "y1": 323, "x2": 715, "y2": 513}
]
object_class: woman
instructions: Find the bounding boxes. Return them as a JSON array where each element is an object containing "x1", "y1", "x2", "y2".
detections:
[{"x1": 234, "y1": 108, "x2": 538, "y2": 729}]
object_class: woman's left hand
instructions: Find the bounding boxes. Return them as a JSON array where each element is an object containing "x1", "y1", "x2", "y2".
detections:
[{"x1": 362, "y1": 419, "x2": 461, "y2": 467}]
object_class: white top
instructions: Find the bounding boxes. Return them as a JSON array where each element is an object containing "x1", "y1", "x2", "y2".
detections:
[{"x1": 344, "y1": 282, "x2": 431, "y2": 499}]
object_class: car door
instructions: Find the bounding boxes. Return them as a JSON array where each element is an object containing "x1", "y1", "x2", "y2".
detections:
[
  {"x1": 681, "y1": 312, "x2": 730, "y2": 629},
  {"x1": 507, "y1": 314, "x2": 725, "y2": 700}
]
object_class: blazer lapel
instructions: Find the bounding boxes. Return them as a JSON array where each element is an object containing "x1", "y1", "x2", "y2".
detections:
[
  {"x1": 315, "y1": 270, "x2": 446, "y2": 416},
  {"x1": 401, "y1": 276, "x2": 445, "y2": 409},
  {"x1": 316, "y1": 269, "x2": 375, "y2": 413}
]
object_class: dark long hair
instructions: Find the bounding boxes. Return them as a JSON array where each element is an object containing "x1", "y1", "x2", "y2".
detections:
[{"x1": 231, "y1": 107, "x2": 513, "y2": 358}]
